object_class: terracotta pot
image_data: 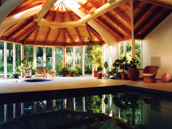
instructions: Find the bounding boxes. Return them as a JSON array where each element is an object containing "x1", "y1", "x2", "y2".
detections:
[
  {"x1": 121, "y1": 73, "x2": 127, "y2": 80},
  {"x1": 93, "y1": 71, "x2": 98, "y2": 77},
  {"x1": 97, "y1": 72, "x2": 102, "y2": 79},
  {"x1": 128, "y1": 67, "x2": 139, "y2": 81}
]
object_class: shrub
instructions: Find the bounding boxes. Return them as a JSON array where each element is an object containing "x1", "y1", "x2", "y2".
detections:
[{"x1": 75, "y1": 65, "x2": 82, "y2": 75}]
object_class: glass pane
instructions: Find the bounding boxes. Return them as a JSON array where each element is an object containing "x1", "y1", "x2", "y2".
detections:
[
  {"x1": 24, "y1": 45, "x2": 33, "y2": 63},
  {"x1": 66, "y1": 47, "x2": 73, "y2": 68},
  {"x1": 37, "y1": 101, "x2": 45, "y2": 112},
  {"x1": 105, "y1": 45, "x2": 110, "y2": 74},
  {"x1": 75, "y1": 97, "x2": 82, "y2": 111},
  {"x1": 75, "y1": 47, "x2": 82, "y2": 75},
  {"x1": 0, "y1": 104, "x2": 4, "y2": 124},
  {"x1": 36, "y1": 47, "x2": 43, "y2": 67},
  {"x1": 16, "y1": 44, "x2": 21, "y2": 74},
  {"x1": 120, "y1": 43, "x2": 124, "y2": 59},
  {"x1": 46, "y1": 100, "x2": 52, "y2": 111},
  {"x1": 55, "y1": 99, "x2": 63, "y2": 111},
  {"x1": 46, "y1": 47, "x2": 52, "y2": 69},
  {"x1": 66, "y1": 98, "x2": 73, "y2": 110},
  {"x1": 85, "y1": 46, "x2": 92, "y2": 74},
  {"x1": 126, "y1": 40, "x2": 132, "y2": 60},
  {"x1": 7, "y1": 104, "x2": 13, "y2": 122},
  {"x1": 7, "y1": 43, "x2": 13, "y2": 75},
  {"x1": 24, "y1": 102, "x2": 34, "y2": 114},
  {"x1": 135, "y1": 40, "x2": 141, "y2": 68},
  {"x1": 55, "y1": 47, "x2": 63, "y2": 73},
  {"x1": 0, "y1": 41, "x2": 4, "y2": 78},
  {"x1": 16, "y1": 103, "x2": 21, "y2": 117}
]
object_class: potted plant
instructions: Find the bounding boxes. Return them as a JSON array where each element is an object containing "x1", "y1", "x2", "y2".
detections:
[
  {"x1": 97, "y1": 66, "x2": 103, "y2": 79},
  {"x1": 13, "y1": 73, "x2": 20, "y2": 78},
  {"x1": 104, "y1": 61, "x2": 108, "y2": 77},
  {"x1": 86, "y1": 37, "x2": 102, "y2": 77},
  {"x1": 113, "y1": 56, "x2": 130, "y2": 80},
  {"x1": 128, "y1": 58, "x2": 140, "y2": 81}
]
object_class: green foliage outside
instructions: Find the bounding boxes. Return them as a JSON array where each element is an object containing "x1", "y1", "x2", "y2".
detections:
[
  {"x1": 120, "y1": 40, "x2": 141, "y2": 68},
  {"x1": 55, "y1": 47, "x2": 63, "y2": 73},
  {"x1": 59, "y1": 67, "x2": 79, "y2": 77}
]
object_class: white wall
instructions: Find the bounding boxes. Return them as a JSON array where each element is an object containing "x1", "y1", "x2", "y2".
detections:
[{"x1": 143, "y1": 13, "x2": 172, "y2": 78}]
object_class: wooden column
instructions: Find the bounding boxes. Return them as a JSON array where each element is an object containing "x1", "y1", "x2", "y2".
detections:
[
  {"x1": 73, "y1": 46, "x2": 75, "y2": 69},
  {"x1": 43, "y1": 46, "x2": 46, "y2": 67},
  {"x1": 13, "y1": 44, "x2": 16, "y2": 74},
  {"x1": 52, "y1": 46, "x2": 55, "y2": 71},
  {"x1": 13, "y1": 103, "x2": 16, "y2": 119},
  {"x1": 4, "y1": 41, "x2": 7, "y2": 78},
  {"x1": 130, "y1": 0, "x2": 135, "y2": 59},
  {"x1": 4, "y1": 104, "x2": 7, "y2": 122},
  {"x1": 63, "y1": 47, "x2": 66, "y2": 67},
  {"x1": 82, "y1": 46, "x2": 85, "y2": 75},
  {"x1": 33, "y1": 46, "x2": 36, "y2": 68}
]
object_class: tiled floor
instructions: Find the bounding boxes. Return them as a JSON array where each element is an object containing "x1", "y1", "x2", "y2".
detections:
[{"x1": 1, "y1": 75, "x2": 172, "y2": 94}]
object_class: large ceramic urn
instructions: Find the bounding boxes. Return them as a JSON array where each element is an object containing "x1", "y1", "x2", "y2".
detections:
[{"x1": 128, "y1": 67, "x2": 139, "y2": 81}]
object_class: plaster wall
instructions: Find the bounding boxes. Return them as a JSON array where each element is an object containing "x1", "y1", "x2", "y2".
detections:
[
  {"x1": 142, "y1": 99, "x2": 172, "y2": 129},
  {"x1": 143, "y1": 13, "x2": 172, "y2": 78}
]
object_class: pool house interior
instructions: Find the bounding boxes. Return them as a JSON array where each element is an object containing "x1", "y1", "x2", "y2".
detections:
[{"x1": 0, "y1": 0, "x2": 172, "y2": 128}]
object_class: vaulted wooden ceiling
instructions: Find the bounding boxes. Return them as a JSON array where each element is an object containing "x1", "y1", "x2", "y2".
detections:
[{"x1": 0, "y1": 0, "x2": 171, "y2": 46}]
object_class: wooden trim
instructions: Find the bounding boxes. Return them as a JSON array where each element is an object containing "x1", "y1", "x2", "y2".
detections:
[
  {"x1": 23, "y1": 27, "x2": 38, "y2": 43},
  {"x1": 65, "y1": 28, "x2": 74, "y2": 45},
  {"x1": 44, "y1": 27, "x2": 51, "y2": 43},
  {"x1": 34, "y1": 26, "x2": 39, "y2": 44},
  {"x1": 124, "y1": 2, "x2": 130, "y2": 11},
  {"x1": 55, "y1": 29, "x2": 62, "y2": 44}
]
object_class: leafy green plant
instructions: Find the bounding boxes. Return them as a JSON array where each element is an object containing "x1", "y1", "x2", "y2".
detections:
[
  {"x1": 104, "y1": 61, "x2": 108, "y2": 69},
  {"x1": 97, "y1": 66, "x2": 102, "y2": 72},
  {"x1": 13, "y1": 73, "x2": 20, "y2": 78},
  {"x1": 59, "y1": 67, "x2": 69, "y2": 76},
  {"x1": 86, "y1": 37, "x2": 102, "y2": 71},
  {"x1": 113, "y1": 56, "x2": 130, "y2": 73}
]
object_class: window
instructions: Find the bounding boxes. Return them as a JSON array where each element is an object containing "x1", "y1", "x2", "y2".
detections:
[
  {"x1": 66, "y1": 47, "x2": 73, "y2": 68},
  {"x1": 16, "y1": 44, "x2": 21, "y2": 74},
  {"x1": 36, "y1": 47, "x2": 43, "y2": 67},
  {"x1": 46, "y1": 47, "x2": 52, "y2": 69},
  {"x1": 24, "y1": 45, "x2": 33, "y2": 62},
  {"x1": 7, "y1": 43, "x2": 13, "y2": 75},
  {"x1": 119, "y1": 40, "x2": 141, "y2": 68},
  {"x1": 75, "y1": 46, "x2": 82, "y2": 75},
  {"x1": 0, "y1": 41, "x2": 4, "y2": 78},
  {"x1": 55, "y1": 47, "x2": 64, "y2": 73}
]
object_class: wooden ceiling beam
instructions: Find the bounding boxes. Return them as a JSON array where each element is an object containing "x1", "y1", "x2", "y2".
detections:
[
  {"x1": 87, "y1": 25, "x2": 103, "y2": 43},
  {"x1": 142, "y1": 10, "x2": 171, "y2": 38},
  {"x1": 62, "y1": 28, "x2": 65, "y2": 43},
  {"x1": 53, "y1": 3, "x2": 60, "y2": 21},
  {"x1": 23, "y1": 27, "x2": 38, "y2": 44},
  {"x1": 34, "y1": 26, "x2": 39, "y2": 44},
  {"x1": 16, "y1": 24, "x2": 38, "y2": 42},
  {"x1": 104, "y1": 13, "x2": 131, "y2": 35},
  {"x1": 7, "y1": 17, "x2": 34, "y2": 40},
  {"x1": 44, "y1": 27, "x2": 51, "y2": 43},
  {"x1": 134, "y1": 7, "x2": 163, "y2": 36},
  {"x1": 65, "y1": 29, "x2": 74, "y2": 45},
  {"x1": 97, "y1": 17, "x2": 123, "y2": 39},
  {"x1": 55, "y1": 29, "x2": 62, "y2": 44},
  {"x1": 134, "y1": 4, "x2": 153, "y2": 25},
  {"x1": 113, "y1": 8, "x2": 131, "y2": 25}
]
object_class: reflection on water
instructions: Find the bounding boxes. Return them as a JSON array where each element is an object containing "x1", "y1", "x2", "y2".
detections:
[{"x1": 0, "y1": 90, "x2": 172, "y2": 129}]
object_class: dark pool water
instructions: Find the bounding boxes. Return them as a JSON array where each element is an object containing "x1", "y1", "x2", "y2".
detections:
[{"x1": 23, "y1": 79, "x2": 52, "y2": 82}]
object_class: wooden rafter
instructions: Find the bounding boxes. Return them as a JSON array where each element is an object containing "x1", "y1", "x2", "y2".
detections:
[
  {"x1": 16, "y1": 24, "x2": 38, "y2": 42},
  {"x1": 53, "y1": 3, "x2": 60, "y2": 21},
  {"x1": 23, "y1": 27, "x2": 38, "y2": 43},
  {"x1": 134, "y1": 4, "x2": 153, "y2": 25},
  {"x1": 7, "y1": 17, "x2": 34, "y2": 40},
  {"x1": 7, "y1": 2, "x2": 43, "y2": 17},
  {"x1": 97, "y1": 17, "x2": 123, "y2": 39},
  {"x1": 142, "y1": 10, "x2": 171, "y2": 38},
  {"x1": 124, "y1": 2, "x2": 130, "y2": 11},
  {"x1": 65, "y1": 29, "x2": 74, "y2": 45},
  {"x1": 34, "y1": 26, "x2": 39, "y2": 44},
  {"x1": 104, "y1": 13, "x2": 131, "y2": 35},
  {"x1": 113, "y1": 8, "x2": 131, "y2": 25},
  {"x1": 44, "y1": 27, "x2": 51, "y2": 43},
  {"x1": 133, "y1": 1, "x2": 141, "y2": 11},
  {"x1": 87, "y1": 25, "x2": 103, "y2": 43},
  {"x1": 134, "y1": 7, "x2": 163, "y2": 36},
  {"x1": 55, "y1": 29, "x2": 62, "y2": 44},
  {"x1": 66, "y1": 7, "x2": 84, "y2": 43},
  {"x1": 44, "y1": 10, "x2": 50, "y2": 19},
  {"x1": 62, "y1": 28, "x2": 65, "y2": 44},
  {"x1": 86, "y1": 26, "x2": 92, "y2": 41}
]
